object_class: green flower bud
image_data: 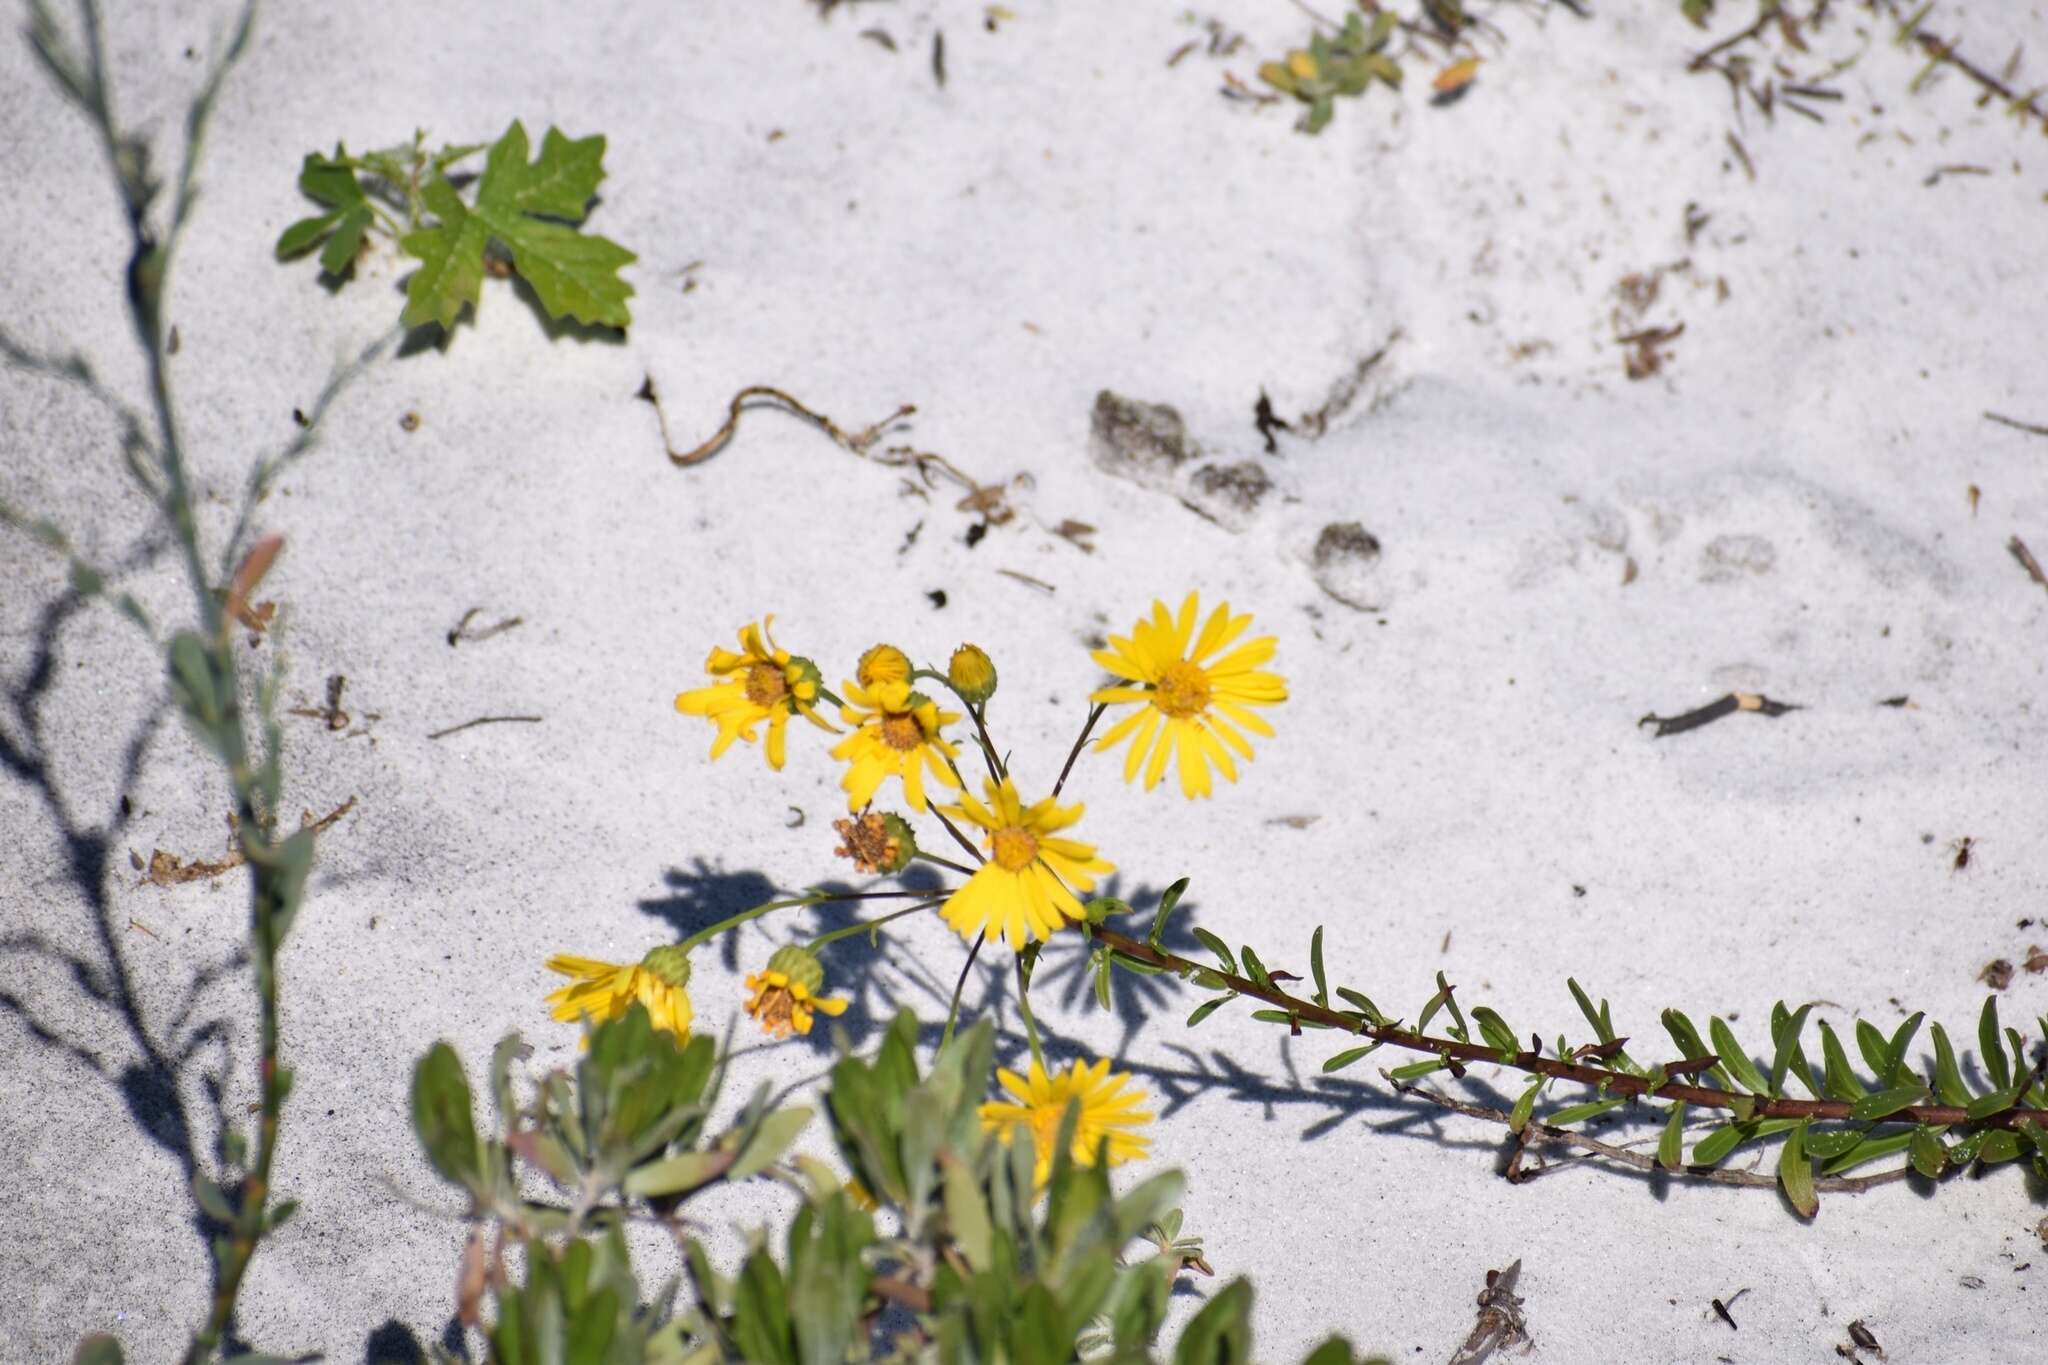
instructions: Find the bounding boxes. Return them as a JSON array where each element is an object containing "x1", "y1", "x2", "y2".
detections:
[
  {"x1": 764, "y1": 943, "x2": 826, "y2": 994},
  {"x1": 639, "y1": 944, "x2": 694, "y2": 988},
  {"x1": 948, "y1": 643, "x2": 998, "y2": 705}
]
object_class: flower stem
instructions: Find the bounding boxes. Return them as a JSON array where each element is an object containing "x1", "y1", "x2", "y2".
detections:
[
  {"x1": 806, "y1": 898, "x2": 943, "y2": 949},
  {"x1": 913, "y1": 849, "x2": 977, "y2": 877},
  {"x1": 941, "y1": 930, "x2": 987, "y2": 1051},
  {"x1": 678, "y1": 889, "x2": 926, "y2": 953},
  {"x1": 1051, "y1": 702, "x2": 1108, "y2": 798},
  {"x1": 1015, "y1": 952, "x2": 1046, "y2": 1071}
]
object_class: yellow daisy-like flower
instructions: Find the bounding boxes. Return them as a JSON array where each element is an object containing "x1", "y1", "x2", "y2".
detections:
[
  {"x1": 744, "y1": 945, "x2": 850, "y2": 1039},
  {"x1": 543, "y1": 944, "x2": 694, "y2": 1039},
  {"x1": 830, "y1": 678, "x2": 963, "y2": 812},
  {"x1": 857, "y1": 643, "x2": 913, "y2": 688},
  {"x1": 936, "y1": 777, "x2": 1112, "y2": 949},
  {"x1": 674, "y1": 618, "x2": 834, "y2": 770},
  {"x1": 1089, "y1": 593, "x2": 1287, "y2": 799},
  {"x1": 979, "y1": 1058, "x2": 1154, "y2": 1186}
]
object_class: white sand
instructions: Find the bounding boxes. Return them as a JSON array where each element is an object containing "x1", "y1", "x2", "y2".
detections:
[{"x1": 4, "y1": 2, "x2": 2045, "y2": 1360}]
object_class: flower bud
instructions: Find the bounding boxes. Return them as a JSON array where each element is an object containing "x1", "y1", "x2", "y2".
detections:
[
  {"x1": 947, "y1": 643, "x2": 998, "y2": 705},
  {"x1": 639, "y1": 943, "x2": 694, "y2": 988},
  {"x1": 857, "y1": 644, "x2": 912, "y2": 689},
  {"x1": 764, "y1": 943, "x2": 826, "y2": 995}
]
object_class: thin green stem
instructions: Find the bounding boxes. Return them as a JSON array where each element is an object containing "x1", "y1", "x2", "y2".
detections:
[
  {"x1": 677, "y1": 889, "x2": 926, "y2": 954},
  {"x1": 913, "y1": 849, "x2": 976, "y2": 877},
  {"x1": 928, "y1": 805, "x2": 985, "y2": 868},
  {"x1": 1015, "y1": 953, "x2": 1045, "y2": 1072},
  {"x1": 806, "y1": 899, "x2": 944, "y2": 950},
  {"x1": 1051, "y1": 702, "x2": 1108, "y2": 799},
  {"x1": 941, "y1": 930, "x2": 987, "y2": 1051}
]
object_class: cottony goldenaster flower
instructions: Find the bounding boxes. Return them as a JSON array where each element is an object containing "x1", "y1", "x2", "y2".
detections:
[
  {"x1": 857, "y1": 643, "x2": 913, "y2": 689},
  {"x1": 674, "y1": 618, "x2": 833, "y2": 770},
  {"x1": 937, "y1": 776, "x2": 1112, "y2": 949},
  {"x1": 543, "y1": 944, "x2": 694, "y2": 1039},
  {"x1": 1089, "y1": 593, "x2": 1287, "y2": 799},
  {"x1": 831, "y1": 678, "x2": 963, "y2": 811},
  {"x1": 979, "y1": 1058, "x2": 1154, "y2": 1186},
  {"x1": 947, "y1": 643, "x2": 998, "y2": 705},
  {"x1": 744, "y1": 944, "x2": 849, "y2": 1039}
]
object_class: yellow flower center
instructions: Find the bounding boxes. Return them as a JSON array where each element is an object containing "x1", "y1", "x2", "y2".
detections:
[
  {"x1": 991, "y1": 825, "x2": 1039, "y2": 872},
  {"x1": 879, "y1": 711, "x2": 923, "y2": 751},
  {"x1": 1152, "y1": 660, "x2": 1212, "y2": 718},
  {"x1": 745, "y1": 662, "x2": 790, "y2": 708}
]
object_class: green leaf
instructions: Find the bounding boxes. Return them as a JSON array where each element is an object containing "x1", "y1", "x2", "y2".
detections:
[
  {"x1": 1800, "y1": 1126, "x2": 1866, "y2": 1160},
  {"x1": 1979, "y1": 996, "x2": 2009, "y2": 1090},
  {"x1": 731, "y1": 1106, "x2": 812, "y2": 1182},
  {"x1": 1387, "y1": 1057, "x2": 1447, "y2": 1081},
  {"x1": 1850, "y1": 1082, "x2": 1929, "y2": 1122},
  {"x1": 72, "y1": 1335, "x2": 124, "y2": 1365},
  {"x1": 1883, "y1": 1011, "x2": 1925, "y2": 1087},
  {"x1": 1930, "y1": 1024, "x2": 1970, "y2": 1107},
  {"x1": 1149, "y1": 877, "x2": 1189, "y2": 945},
  {"x1": 1191, "y1": 928, "x2": 1237, "y2": 976},
  {"x1": 1657, "y1": 1102, "x2": 1687, "y2": 1171},
  {"x1": 1510, "y1": 1079, "x2": 1543, "y2": 1136},
  {"x1": 1310, "y1": 925, "x2": 1327, "y2": 1005},
  {"x1": 1660, "y1": 1008, "x2": 1730, "y2": 1091},
  {"x1": 1964, "y1": 1086, "x2": 2023, "y2": 1122},
  {"x1": 1239, "y1": 944, "x2": 1272, "y2": 988},
  {"x1": 400, "y1": 121, "x2": 636, "y2": 332},
  {"x1": 412, "y1": 1042, "x2": 481, "y2": 1188},
  {"x1": 1186, "y1": 996, "x2": 1232, "y2": 1027},
  {"x1": 1570, "y1": 979, "x2": 1614, "y2": 1041},
  {"x1": 1909, "y1": 1125, "x2": 1947, "y2": 1178},
  {"x1": 317, "y1": 205, "x2": 373, "y2": 277},
  {"x1": 191, "y1": 1173, "x2": 236, "y2": 1222},
  {"x1": 1544, "y1": 1098, "x2": 1624, "y2": 1128},
  {"x1": 1172, "y1": 1276, "x2": 1253, "y2": 1365},
  {"x1": 1322, "y1": 1044, "x2": 1380, "y2": 1074},
  {"x1": 1821, "y1": 1129, "x2": 1915, "y2": 1176},
  {"x1": 1855, "y1": 1019, "x2": 1890, "y2": 1078},
  {"x1": 623, "y1": 1150, "x2": 727, "y2": 1199},
  {"x1": 1471, "y1": 1006, "x2": 1519, "y2": 1061},
  {"x1": 1691, "y1": 1122, "x2": 1748, "y2": 1167},
  {"x1": 1710, "y1": 1017, "x2": 1769, "y2": 1095},
  {"x1": 1974, "y1": 1129, "x2": 2025, "y2": 1165},
  {"x1": 1777, "y1": 1122, "x2": 1817, "y2": 1217},
  {"x1": 276, "y1": 151, "x2": 374, "y2": 276},
  {"x1": 942, "y1": 1156, "x2": 991, "y2": 1270},
  {"x1": 1817, "y1": 1020, "x2": 1867, "y2": 1102},
  {"x1": 1767, "y1": 1001, "x2": 1817, "y2": 1097},
  {"x1": 1334, "y1": 987, "x2": 1385, "y2": 1025}
]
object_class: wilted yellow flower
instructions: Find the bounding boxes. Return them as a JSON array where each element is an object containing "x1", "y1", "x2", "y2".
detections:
[
  {"x1": 947, "y1": 643, "x2": 998, "y2": 705},
  {"x1": 980, "y1": 1058, "x2": 1154, "y2": 1186},
  {"x1": 744, "y1": 945, "x2": 849, "y2": 1039},
  {"x1": 831, "y1": 679, "x2": 963, "y2": 811},
  {"x1": 936, "y1": 776, "x2": 1112, "y2": 949},
  {"x1": 857, "y1": 643, "x2": 913, "y2": 689},
  {"x1": 1090, "y1": 593, "x2": 1286, "y2": 799},
  {"x1": 543, "y1": 945, "x2": 694, "y2": 1039},
  {"x1": 674, "y1": 618, "x2": 833, "y2": 770}
]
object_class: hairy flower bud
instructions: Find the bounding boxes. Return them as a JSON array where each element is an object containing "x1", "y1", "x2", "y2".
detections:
[{"x1": 947, "y1": 643, "x2": 998, "y2": 705}]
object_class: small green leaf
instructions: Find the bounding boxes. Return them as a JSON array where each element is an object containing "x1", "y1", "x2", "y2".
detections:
[
  {"x1": 1850, "y1": 1082, "x2": 1929, "y2": 1122},
  {"x1": 624, "y1": 1151, "x2": 727, "y2": 1199},
  {"x1": 1820, "y1": 1129, "x2": 1913, "y2": 1175},
  {"x1": 1387, "y1": 1056, "x2": 1447, "y2": 1080},
  {"x1": 1777, "y1": 1122, "x2": 1818, "y2": 1217},
  {"x1": 1883, "y1": 1011, "x2": 1925, "y2": 1087},
  {"x1": 1572, "y1": 979, "x2": 1615, "y2": 1043},
  {"x1": 412, "y1": 1042, "x2": 480, "y2": 1188},
  {"x1": 1310, "y1": 925, "x2": 1328, "y2": 1005},
  {"x1": 1191, "y1": 928, "x2": 1237, "y2": 976},
  {"x1": 1544, "y1": 1098, "x2": 1625, "y2": 1128},
  {"x1": 1710, "y1": 1017, "x2": 1769, "y2": 1095},
  {"x1": 1767, "y1": 1001, "x2": 1817, "y2": 1097},
  {"x1": 315, "y1": 205, "x2": 373, "y2": 277},
  {"x1": 1855, "y1": 1019, "x2": 1890, "y2": 1078},
  {"x1": 1974, "y1": 1129, "x2": 2025, "y2": 1165},
  {"x1": 191, "y1": 1174, "x2": 235, "y2": 1222},
  {"x1": 1964, "y1": 1087, "x2": 2023, "y2": 1122},
  {"x1": 1249, "y1": 1009, "x2": 1295, "y2": 1025},
  {"x1": 1929, "y1": 1024, "x2": 1970, "y2": 1107},
  {"x1": 1334, "y1": 987, "x2": 1385, "y2": 1024},
  {"x1": 1909, "y1": 1125, "x2": 1947, "y2": 1178},
  {"x1": 1656, "y1": 1103, "x2": 1688, "y2": 1171},
  {"x1": 1240, "y1": 944, "x2": 1272, "y2": 988},
  {"x1": 1510, "y1": 1078, "x2": 1543, "y2": 1135},
  {"x1": 942, "y1": 1156, "x2": 991, "y2": 1270},
  {"x1": 1816, "y1": 1020, "x2": 1867, "y2": 1102},
  {"x1": 1149, "y1": 877, "x2": 1189, "y2": 945},
  {"x1": 1322, "y1": 1044, "x2": 1380, "y2": 1074},
  {"x1": 1085, "y1": 896, "x2": 1133, "y2": 924},
  {"x1": 1186, "y1": 996, "x2": 1232, "y2": 1027},
  {"x1": 1471, "y1": 1007, "x2": 1519, "y2": 1061},
  {"x1": 730, "y1": 1106, "x2": 812, "y2": 1181},
  {"x1": 1979, "y1": 996, "x2": 2009, "y2": 1091},
  {"x1": 1691, "y1": 1122, "x2": 1748, "y2": 1167},
  {"x1": 1800, "y1": 1126, "x2": 1866, "y2": 1160}
]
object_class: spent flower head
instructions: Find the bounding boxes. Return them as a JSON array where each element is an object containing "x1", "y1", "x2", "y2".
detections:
[
  {"x1": 833, "y1": 810, "x2": 917, "y2": 875},
  {"x1": 1090, "y1": 592, "x2": 1286, "y2": 799},
  {"x1": 674, "y1": 618, "x2": 833, "y2": 770},
  {"x1": 979, "y1": 1057, "x2": 1154, "y2": 1186},
  {"x1": 744, "y1": 944, "x2": 849, "y2": 1039},
  {"x1": 937, "y1": 776, "x2": 1112, "y2": 949},
  {"x1": 543, "y1": 944, "x2": 694, "y2": 1040}
]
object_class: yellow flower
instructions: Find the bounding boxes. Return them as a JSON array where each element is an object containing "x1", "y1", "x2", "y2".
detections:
[
  {"x1": 1089, "y1": 593, "x2": 1286, "y2": 799},
  {"x1": 947, "y1": 643, "x2": 998, "y2": 705},
  {"x1": 744, "y1": 945, "x2": 850, "y2": 1039},
  {"x1": 830, "y1": 678, "x2": 963, "y2": 811},
  {"x1": 543, "y1": 945, "x2": 694, "y2": 1039},
  {"x1": 980, "y1": 1058, "x2": 1154, "y2": 1186},
  {"x1": 857, "y1": 643, "x2": 912, "y2": 688},
  {"x1": 937, "y1": 777, "x2": 1112, "y2": 949},
  {"x1": 674, "y1": 618, "x2": 833, "y2": 770}
]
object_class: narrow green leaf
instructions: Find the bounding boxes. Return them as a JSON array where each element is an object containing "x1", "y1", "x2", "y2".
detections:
[
  {"x1": 730, "y1": 1106, "x2": 812, "y2": 1181},
  {"x1": 1854, "y1": 1019, "x2": 1890, "y2": 1078},
  {"x1": 1661, "y1": 1009, "x2": 1731, "y2": 1091},
  {"x1": 1185, "y1": 996, "x2": 1232, "y2": 1028},
  {"x1": 1821, "y1": 1129, "x2": 1915, "y2": 1176},
  {"x1": 275, "y1": 210, "x2": 341, "y2": 258},
  {"x1": 1387, "y1": 1057, "x2": 1447, "y2": 1081},
  {"x1": 315, "y1": 204, "x2": 373, "y2": 277},
  {"x1": 191, "y1": 1174, "x2": 235, "y2": 1222},
  {"x1": 1322, "y1": 1044, "x2": 1380, "y2": 1074},
  {"x1": 1191, "y1": 928, "x2": 1236, "y2": 976},
  {"x1": 1249, "y1": 1009, "x2": 1295, "y2": 1026},
  {"x1": 1909, "y1": 1125, "x2": 1947, "y2": 1178},
  {"x1": 1979, "y1": 997, "x2": 2009, "y2": 1090},
  {"x1": 1471, "y1": 1006, "x2": 1519, "y2": 1061},
  {"x1": 1816, "y1": 1021, "x2": 1867, "y2": 1102},
  {"x1": 1850, "y1": 1082, "x2": 1929, "y2": 1122},
  {"x1": 1974, "y1": 1129, "x2": 2025, "y2": 1165},
  {"x1": 1657, "y1": 1102, "x2": 1687, "y2": 1171},
  {"x1": 1510, "y1": 1079, "x2": 1543, "y2": 1135},
  {"x1": 942, "y1": 1156, "x2": 991, "y2": 1270},
  {"x1": 412, "y1": 1042, "x2": 481, "y2": 1188},
  {"x1": 1149, "y1": 877, "x2": 1189, "y2": 946},
  {"x1": 1690, "y1": 1122, "x2": 1748, "y2": 1167},
  {"x1": 1929, "y1": 1024, "x2": 1970, "y2": 1107},
  {"x1": 1334, "y1": 987, "x2": 1384, "y2": 1024},
  {"x1": 1778, "y1": 1122, "x2": 1817, "y2": 1216},
  {"x1": 1801, "y1": 1126, "x2": 1866, "y2": 1160},
  {"x1": 1964, "y1": 1087, "x2": 2022, "y2": 1122},
  {"x1": 1544, "y1": 1097, "x2": 1625, "y2": 1128},
  {"x1": 1709, "y1": 1017, "x2": 1768, "y2": 1095},
  {"x1": 1310, "y1": 925, "x2": 1328, "y2": 1005},
  {"x1": 1883, "y1": 1011, "x2": 1925, "y2": 1087},
  {"x1": 1569, "y1": 979, "x2": 1614, "y2": 1043},
  {"x1": 623, "y1": 1150, "x2": 726, "y2": 1199},
  {"x1": 1767, "y1": 1001, "x2": 1817, "y2": 1097},
  {"x1": 1239, "y1": 945, "x2": 1272, "y2": 988}
]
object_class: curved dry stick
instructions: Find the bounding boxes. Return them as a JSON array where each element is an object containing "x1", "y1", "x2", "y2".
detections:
[{"x1": 658, "y1": 382, "x2": 915, "y2": 467}]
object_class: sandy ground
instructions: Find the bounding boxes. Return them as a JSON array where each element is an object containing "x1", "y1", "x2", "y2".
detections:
[{"x1": 4, "y1": 1, "x2": 2047, "y2": 1361}]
